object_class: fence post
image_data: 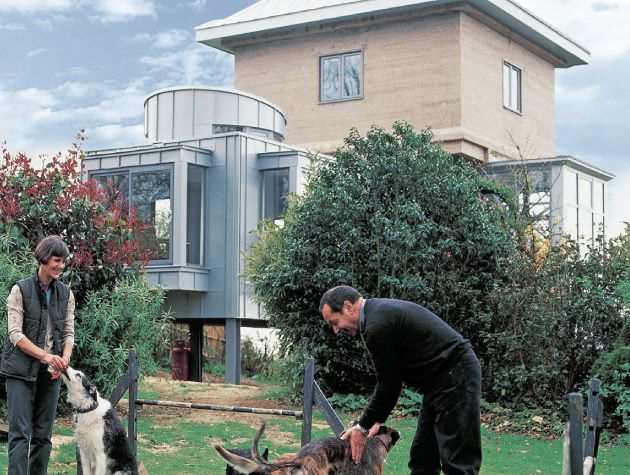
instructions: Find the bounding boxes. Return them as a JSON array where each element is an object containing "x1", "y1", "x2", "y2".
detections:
[
  {"x1": 567, "y1": 392, "x2": 584, "y2": 475},
  {"x1": 301, "y1": 358, "x2": 315, "y2": 446},
  {"x1": 584, "y1": 379, "x2": 601, "y2": 458},
  {"x1": 128, "y1": 348, "x2": 139, "y2": 458}
]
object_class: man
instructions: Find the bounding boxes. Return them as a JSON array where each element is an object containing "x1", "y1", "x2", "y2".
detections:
[
  {"x1": 1, "y1": 235, "x2": 75, "y2": 475},
  {"x1": 320, "y1": 285, "x2": 481, "y2": 475}
]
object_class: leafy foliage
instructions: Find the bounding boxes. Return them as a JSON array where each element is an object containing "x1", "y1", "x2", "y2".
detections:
[
  {"x1": 245, "y1": 123, "x2": 517, "y2": 394},
  {"x1": 0, "y1": 135, "x2": 150, "y2": 306},
  {"x1": 73, "y1": 277, "x2": 171, "y2": 397},
  {"x1": 0, "y1": 137, "x2": 169, "y2": 404},
  {"x1": 482, "y1": 232, "x2": 629, "y2": 411}
]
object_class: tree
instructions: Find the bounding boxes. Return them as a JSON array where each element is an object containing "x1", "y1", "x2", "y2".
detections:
[
  {"x1": 245, "y1": 123, "x2": 518, "y2": 394},
  {"x1": 0, "y1": 134, "x2": 150, "y2": 306}
]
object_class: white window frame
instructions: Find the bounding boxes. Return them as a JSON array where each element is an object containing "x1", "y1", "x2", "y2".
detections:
[
  {"x1": 320, "y1": 51, "x2": 363, "y2": 103},
  {"x1": 503, "y1": 61, "x2": 522, "y2": 114}
]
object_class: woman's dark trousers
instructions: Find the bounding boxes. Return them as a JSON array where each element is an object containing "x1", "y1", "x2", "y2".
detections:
[{"x1": 6, "y1": 365, "x2": 61, "y2": 475}]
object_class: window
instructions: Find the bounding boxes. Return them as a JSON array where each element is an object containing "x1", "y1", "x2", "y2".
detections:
[
  {"x1": 187, "y1": 165, "x2": 205, "y2": 266},
  {"x1": 503, "y1": 61, "x2": 522, "y2": 113},
  {"x1": 262, "y1": 169, "x2": 289, "y2": 220},
  {"x1": 564, "y1": 171, "x2": 606, "y2": 247},
  {"x1": 93, "y1": 167, "x2": 173, "y2": 262},
  {"x1": 320, "y1": 52, "x2": 362, "y2": 102}
]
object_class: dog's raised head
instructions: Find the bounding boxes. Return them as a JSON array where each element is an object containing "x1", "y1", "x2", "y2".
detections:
[
  {"x1": 373, "y1": 425, "x2": 400, "y2": 452},
  {"x1": 60, "y1": 366, "x2": 100, "y2": 413}
]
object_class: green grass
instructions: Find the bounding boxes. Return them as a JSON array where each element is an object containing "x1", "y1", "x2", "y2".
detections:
[{"x1": 0, "y1": 379, "x2": 627, "y2": 474}]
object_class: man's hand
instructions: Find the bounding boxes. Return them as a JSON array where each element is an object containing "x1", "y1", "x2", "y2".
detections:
[
  {"x1": 367, "y1": 421, "x2": 382, "y2": 437},
  {"x1": 340, "y1": 425, "x2": 367, "y2": 464}
]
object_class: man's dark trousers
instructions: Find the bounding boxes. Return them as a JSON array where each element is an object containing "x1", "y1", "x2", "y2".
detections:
[
  {"x1": 6, "y1": 365, "x2": 61, "y2": 475},
  {"x1": 409, "y1": 351, "x2": 482, "y2": 475}
]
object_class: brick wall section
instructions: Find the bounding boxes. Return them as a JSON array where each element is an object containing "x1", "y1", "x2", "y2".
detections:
[
  {"x1": 459, "y1": 12, "x2": 556, "y2": 160},
  {"x1": 232, "y1": 8, "x2": 556, "y2": 161}
]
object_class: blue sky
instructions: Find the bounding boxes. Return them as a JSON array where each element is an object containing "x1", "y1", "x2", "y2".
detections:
[{"x1": 1, "y1": 0, "x2": 628, "y2": 237}]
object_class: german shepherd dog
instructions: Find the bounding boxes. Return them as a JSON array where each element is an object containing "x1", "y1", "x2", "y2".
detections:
[
  {"x1": 214, "y1": 423, "x2": 400, "y2": 474},
  {"x1": 60, "y1": 366, "x2": 138, "y2": 475},
  {"x1": 225, "y1": 446, "x2": 269, "y2": 475}
]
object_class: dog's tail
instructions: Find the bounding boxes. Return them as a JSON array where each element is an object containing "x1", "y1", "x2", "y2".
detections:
[{"x1": 213, "y1": 423, "x2": 300, "y2": 474}]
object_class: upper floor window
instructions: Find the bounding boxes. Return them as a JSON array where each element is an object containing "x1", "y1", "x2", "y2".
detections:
[
  {"x1": 503, "y1": 61, "x2": 522, "y2": 113},
  {"x1": 320, "y1": 52, "x2": 362, "y2": 103},
  {"x1": 93, "y1": 166, "x2": 173, "y2": 263},
  {"x1": 262, "y1": 168, "x2": 289, "y2": 221}
]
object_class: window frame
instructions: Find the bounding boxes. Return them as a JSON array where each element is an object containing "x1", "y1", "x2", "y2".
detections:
[
  {"x1": 90, "y1": 164, "x2": 174, "y2": 265},
  {"x1": 261, "y1": 168, "x2": 290, "y2": 222},
  {"x1": 503, "y1": 61, "x2": 522, "y2": 114},
  {"x1": 319, "y1": 51, "x2": 363, "y2": 104}
]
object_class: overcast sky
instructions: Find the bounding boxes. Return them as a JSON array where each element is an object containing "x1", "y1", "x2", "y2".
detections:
[{"x1": 0, "y1": 0, "x2": 628, "y2": 237}]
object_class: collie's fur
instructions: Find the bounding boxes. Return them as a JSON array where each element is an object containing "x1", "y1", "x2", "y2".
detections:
[
  {"x1": 214, "y1": 423, "x2": 399, "y2": 474},
  {"x1": 61, "y1": 367, "x2": 138, "y2": 475}
]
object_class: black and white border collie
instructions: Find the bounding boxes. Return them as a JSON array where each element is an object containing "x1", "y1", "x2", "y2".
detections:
[{"x1": 60, "y1": 366, "x2": 138, "y2": 475}]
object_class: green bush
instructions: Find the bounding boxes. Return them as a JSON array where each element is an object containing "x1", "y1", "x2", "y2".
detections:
[
  {"x1": 72, "y1": 277, "x2": 171, "y2": 397},
  {"x1": 245, "y1": 123, "x2": 517, "y2": 396},
  {"x1": 592, "y1": 318, "x2": 630, "y2": 431}
]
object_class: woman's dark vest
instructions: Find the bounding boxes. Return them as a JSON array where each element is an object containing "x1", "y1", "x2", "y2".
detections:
[{"x1": 0, "y1": 274, "x2": 70, "y2": 382}]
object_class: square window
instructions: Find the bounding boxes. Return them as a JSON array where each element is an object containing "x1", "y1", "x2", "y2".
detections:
[
  {"x1": 262, "y1": 168, "x2": 290, "y2": 220},
  {"x1": 320, "y1": 52, "x2": 362, "y2": 102},
  {"x1": 503, "y1": 61, "x2": 522, "y2": 113}
]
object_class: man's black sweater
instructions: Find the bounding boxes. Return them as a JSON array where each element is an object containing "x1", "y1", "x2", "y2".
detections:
[{"x1": 358, "y1": 298, "x2": 472, "y2": 429}]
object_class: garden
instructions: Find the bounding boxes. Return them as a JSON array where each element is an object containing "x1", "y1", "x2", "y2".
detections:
[{"x1": 0, "y1": 125, "x2": 628, "y2": 473}]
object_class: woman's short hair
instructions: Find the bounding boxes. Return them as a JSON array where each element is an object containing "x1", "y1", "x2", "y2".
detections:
[
  {"x1": 34, "y1": 235, "x2": 69, "y2": 264},
  {"x1": 319, "y1": 285, "x2": 361, "y2": 313}
]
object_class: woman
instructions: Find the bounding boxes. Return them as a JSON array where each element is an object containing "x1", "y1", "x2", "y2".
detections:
[{"x1": 1, "y1": 235, "x2": 75, "y2": 475}]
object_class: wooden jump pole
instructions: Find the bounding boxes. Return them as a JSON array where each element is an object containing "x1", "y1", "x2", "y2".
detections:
[{"x1": 135, "y1": 398, "x2": 303, "y2": 418}]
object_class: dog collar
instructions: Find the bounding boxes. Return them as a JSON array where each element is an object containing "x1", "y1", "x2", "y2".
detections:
[{"x1": 75, "y1": 401, "x2": 99, "y2": 413}]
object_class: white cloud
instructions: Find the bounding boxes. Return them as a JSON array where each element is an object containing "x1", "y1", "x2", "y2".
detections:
[
  {"x1": 26, "y1": 48, "x2": 49, "y2": 59},
  {"x1": 0, "y1": 0, "x2": 72, "y2": 13},
  {"x1": 0, "y1": 19, "x2": 25, "y2": 30},
  {"x1": 134, "y1": 28, "x2": 191, "y2": 49},
  {"x1": 95, "y1": 0, "x2": 156, "y2": 22},
  {"x1": 525, "y1": 0, "x2": 630, "y2": 62},
  {"x1": 88, "y1": 123, "x2": 145, "y2": 146},
  {"x1": 139, "y1": 43, "x2": 234, "y2": 86}
]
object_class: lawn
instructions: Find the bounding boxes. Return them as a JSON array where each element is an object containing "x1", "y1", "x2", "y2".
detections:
[{"x1": 0, "y1": 377, "x2": 627, "y2": 474}]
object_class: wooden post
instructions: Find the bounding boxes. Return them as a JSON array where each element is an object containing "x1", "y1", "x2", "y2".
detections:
[
  {"x1": 584, "y1": 379, "x2": 601, "y2": 462},
  {"x1": 301, "y1": 358, "x2": 315, "y2": 446},
  {"x1": 567, "y1": 392, "x2": 584, "y2": 475},
  {"x1": 128, "y1": 349, "x2": 139, "y2": 457}
]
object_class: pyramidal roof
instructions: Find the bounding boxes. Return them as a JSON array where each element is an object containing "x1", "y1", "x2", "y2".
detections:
[{"x1": 195, "y1": 0, "x2": 589, "y2": 67}]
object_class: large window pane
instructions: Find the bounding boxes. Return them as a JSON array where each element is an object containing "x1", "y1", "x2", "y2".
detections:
[
  {"x1": 321, "y1": 56, "x2": 340, "y2": 102},
  {"x1": 565, "y1": 207, "x2": 578, "y2": 241},
  {"x1": 321, "y1": 52, "x2": 362, "y2": 102},
  {"x1": 131, "y1": 170, "x2": 172, "y2": 261},
  {"x1": 593, "y1": 181, "x2": 604, "y2": 214},
  {"x1": 343, "y1": 53, "x2": 362, "y2": 98},
  {"x1": 94, "y1": 173, "x2": 129, "y2": 203},
  {"x1": 187, "y1": 165, "x2": 204, "y2": 265},
  {"x1": 564, "y1": 171, "x2": 577, "y2": 206},
  {"x1": 503, "y1": 61, "x2": 521, "y2": 112},
  {"x1": 262, "y1": 168, "x2": 289, "y2": 220},
  {"x1": 578, "y1": 208, "x2": 593, "y2": 243},
  {"x1": 578, "y1": 176, "x2": 592, "y2": 208}
]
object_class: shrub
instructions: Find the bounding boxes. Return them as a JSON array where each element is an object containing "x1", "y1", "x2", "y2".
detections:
[
  {"x1": 245, "y1": 123, "x2": 517, "y2": 395},
  {"x1": 0, "y1": 135, "x2": 150, "y2": 307},
  {"x1": 72, "y1": 277, "x2": 171, "y2": 397}
]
